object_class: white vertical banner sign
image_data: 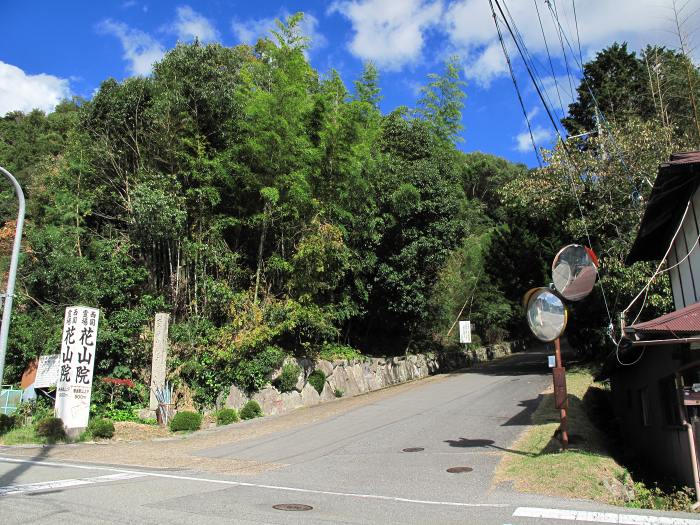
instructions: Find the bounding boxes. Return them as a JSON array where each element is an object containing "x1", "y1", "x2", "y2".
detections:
[
  {"x1": 459, "y1": 320, "x2": 472, "y2": 344},
  {"x1": 55, "y1": 306, "x2": 100, "y2": 430}
]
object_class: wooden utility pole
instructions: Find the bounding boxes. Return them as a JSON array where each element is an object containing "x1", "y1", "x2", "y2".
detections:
[{"x1": 553, "y1": 337, "x2": 569, "y2": 450}]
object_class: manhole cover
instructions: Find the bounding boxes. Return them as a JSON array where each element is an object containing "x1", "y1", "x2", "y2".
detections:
[
  {"x1": 403, "y1": 447, "x2": 424, "y2": 452},
  {"x1": 446, "y1": 466, "x2": 473, "y2": 473},
  {"x1": 272, "y1": 504, "x2": 313, "y2": 512}
]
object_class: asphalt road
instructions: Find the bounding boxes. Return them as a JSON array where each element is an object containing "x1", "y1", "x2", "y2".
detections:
[{"x1": 2, "y1": 349, "x2": 700, "y2": 524}]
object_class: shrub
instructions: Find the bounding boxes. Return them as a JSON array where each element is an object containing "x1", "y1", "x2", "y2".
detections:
[
  {"x1": 233, "y1": 345, "x2": 286, "y2": 393},
  {"x1": 334, "y1": 388, "x2": 344, "y2": 398},
  {"x1": 88, "y1": 418, "x2": 115, "y2": 439},
  {"x1": 0, "y1": 414, "x2": 15, "y2": 435},
  {"x1": 319, "y1": 343, "x2": 362, "y2": 361},
  {"x1": 169, "y1": 411, "x2": 202, "y2": 432},
  {"x1": 216, "y1": 408, "x2": 239, "y2": 425},
  {"x1": 308, "y1": 369, "x2": 326, "y2": 394},
  {"x1": 275, "y1": 362, "x2": 301, "y2": 393},
  {"x1": 35, "y1": 417, "x2": 66, "y2": 442},
  {"x1": 240, "y1": 400, "x2": 262, "y2": 420}
]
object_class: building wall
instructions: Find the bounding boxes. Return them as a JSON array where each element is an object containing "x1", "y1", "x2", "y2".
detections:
[
  {"x1": 668, "y1": 188, "x2": 700, "y2": 310},
  {"x1": 610, "y1": 345, "x2": 695, "y2": 486}
]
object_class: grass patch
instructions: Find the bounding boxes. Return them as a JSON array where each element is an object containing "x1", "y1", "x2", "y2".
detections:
[
  {"x1": 495, "y1": 366, "x2": 629, "y2": 504},
  {"x1": 0, "y1": 426, "x2": 44, "y2": 445}
]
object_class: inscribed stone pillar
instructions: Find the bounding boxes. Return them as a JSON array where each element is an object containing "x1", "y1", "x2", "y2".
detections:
[{"x1": 149, "y1": 313, "x2": 170, "y2": 411}]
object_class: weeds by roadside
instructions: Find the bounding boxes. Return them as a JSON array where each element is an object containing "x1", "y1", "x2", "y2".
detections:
[{"x1": 494, "y1": 365, "x2": 698, "y2": 511}]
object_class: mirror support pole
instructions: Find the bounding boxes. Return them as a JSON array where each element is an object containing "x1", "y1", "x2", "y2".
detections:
[{"x1": 554, "y1": 337, "x2": 569, "y2": 450}]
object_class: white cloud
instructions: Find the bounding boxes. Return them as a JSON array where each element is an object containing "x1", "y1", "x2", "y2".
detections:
[
  {"x1": 97, "y1": 19, "x2": 165, "y2": 76},
  {"x1": 0, "y1": 61, "x2": 72, "y2": 116},
  {"x1": 172, "y1": 5, "x2": 219, "y2": 42},
  {"x1": 444, "y1": 0, "x2": 697, "y2": 86},
  {"x1": 515, "y1": 125, "x2": 553, "y2": 153},
  {"x1": 232, "y1": 12, "x2": 326, "y2": 51},
  {"x1": 329, "y1": 0, "x2": 443, "y2": 71}
]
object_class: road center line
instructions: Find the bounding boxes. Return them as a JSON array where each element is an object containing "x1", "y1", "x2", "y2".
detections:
[
  {"x1": 513, "y1": 506, "x2": 700, "y2": 524},
  {"x1": 0, "y1": 456, "x2": 507, "y2": 508},
  {"x1": 0, "y1": 472, "x2": 144, "y2": 496}
]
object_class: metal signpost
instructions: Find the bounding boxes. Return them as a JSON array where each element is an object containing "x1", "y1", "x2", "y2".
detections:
[{"x1": 0, "y1": 166, "x2": 25, "y2": 387}]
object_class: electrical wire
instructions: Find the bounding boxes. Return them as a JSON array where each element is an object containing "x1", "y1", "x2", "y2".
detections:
[
  {"x1": 493, "y1": 0, "x2": 618, "y2": 342},
  {"x1": 621, "y1": 200, "x2": 691, "y2": 323},
  {"x1": 571, "y1": 0, "x2": 583, "y2": 67},
  {"x1": 491, "y1": 2, "x2": 543, "y2": 167},
  {"x1": 550, "y1": 0, "x2": 577, "y2": 102},
  {"x1": 534, "y1": 0, "x2": 566, "y2": 119}
]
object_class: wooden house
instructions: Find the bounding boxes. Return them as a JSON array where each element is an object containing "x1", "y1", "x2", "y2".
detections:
[{"x1": 608, "y1": 151, "x2": 700, "y2": 493}]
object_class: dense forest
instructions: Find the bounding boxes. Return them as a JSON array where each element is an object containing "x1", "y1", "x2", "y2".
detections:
[{"x1": 1, "y1": 15, "x2": 699, "y2": 408}]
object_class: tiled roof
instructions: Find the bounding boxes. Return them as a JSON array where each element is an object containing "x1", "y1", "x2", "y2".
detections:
[{"x1": 628, "y1": 301, "x2": 700, "y2": 335}]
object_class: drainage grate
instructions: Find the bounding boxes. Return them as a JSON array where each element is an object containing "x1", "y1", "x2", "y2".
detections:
[
  {"x1": 273, "y1": 504, "x2": 313, "y2": 512},
  {"x1": 402, "y1": 447, "x2": 424, "y2": 452},
  {"x1": 446, "y1": 466, "x2": 473, "y2": 473}
]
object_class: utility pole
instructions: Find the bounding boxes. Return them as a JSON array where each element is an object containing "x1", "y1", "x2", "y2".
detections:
[{"x1": 0, "y1": 166, "x2": 26, "y2": 386}]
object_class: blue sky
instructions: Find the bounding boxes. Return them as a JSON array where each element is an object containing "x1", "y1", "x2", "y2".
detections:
[{"x1": 1, "y1": 1, "x2": 696, "y2": 167}]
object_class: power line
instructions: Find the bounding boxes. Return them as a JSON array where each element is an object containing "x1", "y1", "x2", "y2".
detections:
[
  {"x1": 492, "y1": 0, "x2": 618, "y2": 341},
  {"x1": 490, "y1": 1, "x2": 543, "y2": 167},
  {"x1": 534, "y1": 0, "x2": 566, "y2": 120}
]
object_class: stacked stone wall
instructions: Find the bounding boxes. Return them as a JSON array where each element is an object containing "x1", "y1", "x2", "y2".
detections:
[{"x1": 222, "y1": 341, "x2": 525, "y2": 417}]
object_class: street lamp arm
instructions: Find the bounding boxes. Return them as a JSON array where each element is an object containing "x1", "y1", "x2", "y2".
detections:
[{"x1": 0, "y1": 166, "x2": 26, "y2": 385}]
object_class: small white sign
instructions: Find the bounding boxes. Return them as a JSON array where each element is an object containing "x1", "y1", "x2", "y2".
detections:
[
  {"x1": 55, "y1": 306, "x2": 100, "y2": 430},
  {"x1": 459, "y1": 321, "x2": 472, "y2": 344},
  {"x1": 34, "y1": 354, "x2": 61, "y2": 388},
  {"x1": 548, "y1": 355, "x2": 556, "y2": 368}
]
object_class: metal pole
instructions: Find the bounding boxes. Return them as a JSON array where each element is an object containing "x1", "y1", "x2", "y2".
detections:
[
  {"x1": 554, "y1": 337, "x2": 569, "y2": 450},
  {"x1": 0, "y1": 167, "x2": 25, "y2": 385}
]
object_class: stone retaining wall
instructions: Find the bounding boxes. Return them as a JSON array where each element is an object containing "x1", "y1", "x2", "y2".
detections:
[{"x1": 222, "y1": 341, "x2": 525, "y2": 417}]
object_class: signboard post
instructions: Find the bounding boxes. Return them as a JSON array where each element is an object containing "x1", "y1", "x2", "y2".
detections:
[
  {"x1": 458, "y1": 320, "x2": 472, "y2": 344},
  {"x1": 55, "y1": 306, "x2": 100, "y2": 433},
  {"x1": 34, "y1": 354, "x2": 61, "y2": 388}
]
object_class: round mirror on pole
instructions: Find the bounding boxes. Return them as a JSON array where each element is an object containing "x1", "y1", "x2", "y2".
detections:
[
  {"x1": 525, "y1": 288, "x2": 567, "y2": 342},
  {"x1": 551, "y1": 244, "x2": 598, "y2": 301}
]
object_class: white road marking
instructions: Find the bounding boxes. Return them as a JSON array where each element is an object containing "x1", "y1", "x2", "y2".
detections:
[
  {"x1": 513, "y1": 506, "x2": 700, "y2": 524},
  {"x1": 0, "y1": 472, "x2": 144, "y2": 496},
  {"x1": 0, "y1": 456, "x2": 507, "y2": 508}
]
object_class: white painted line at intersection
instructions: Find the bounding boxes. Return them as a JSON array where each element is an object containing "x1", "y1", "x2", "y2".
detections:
[
  {"x1": 0, "y1": 472, "x2": 144, "y2": 496},
  {"x1": 513, "y1": 506, "x2": 700, "y2": 524},
  {"x1": 0, "y1": 456, "x2": 507, "y2": 508}
]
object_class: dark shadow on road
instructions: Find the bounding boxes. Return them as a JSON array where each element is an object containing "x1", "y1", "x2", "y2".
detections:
[
  {"x1": 501, "y1": 396, "x2": 544, "y2": 426},
  {"x1": 444, "y1": 437, "x2": 537, "y2": 457},
  {"x1": 0, "y1": 445, "x2": 53, "y2": 487}
]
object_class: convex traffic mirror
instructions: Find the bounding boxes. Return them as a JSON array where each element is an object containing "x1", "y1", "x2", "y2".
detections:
[
  {"x1": 551, "y1": 244, "x2": 598, "y2": 301},
  {"x1": 525, "y1": 288, "x2": 567, "y2": 342}
]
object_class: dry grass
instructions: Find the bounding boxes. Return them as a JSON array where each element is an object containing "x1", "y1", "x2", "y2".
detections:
[
  {"x1": 113, "y1": 421, "x2": 170, "y2": 441},
  {"x1": 495, "y1": 366, "x2": 628, "y2": 504}
]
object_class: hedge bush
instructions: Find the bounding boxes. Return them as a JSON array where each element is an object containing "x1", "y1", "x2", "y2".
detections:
[
  {"x1": 308, "y1": 369, "x2": 326, "y2": 394},
  {"x1": 88, "y1": 418, "x2": 115, "y2": 439},
  {"x1": 240, "y1": 400, "x2": 262, "y2": 420},
  {"x1": 275, "y1": 362, "x2": 301, "y2": 393},
  {"x1": 216, "y1": 408, "x2": 239, "y2": 425},
  {"x1": 169, "y1": 411, "x2": 202, "y2": 432},
  {"x1": 0, "y1": 414, "x2": 15, "y2": 435},
  {"x1": 36, "y1": 417, "x2": 66, "y2": 442}
]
